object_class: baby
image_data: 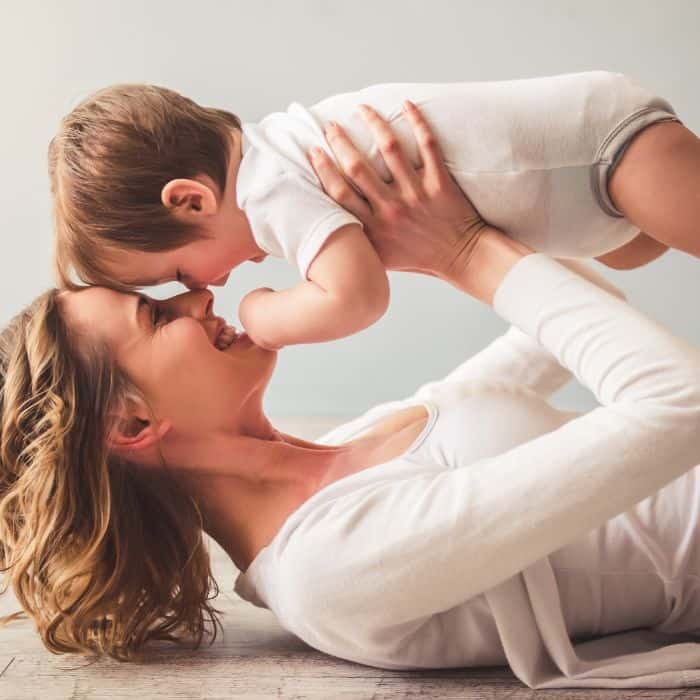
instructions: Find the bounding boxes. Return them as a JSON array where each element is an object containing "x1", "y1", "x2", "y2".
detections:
[{"x1": 49, "y1": 71, "x2": 684, "y2": 349}]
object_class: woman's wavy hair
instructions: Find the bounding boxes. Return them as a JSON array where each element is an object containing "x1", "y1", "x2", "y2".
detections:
[{"x1": 0, "y1": 290, "x2": 223, "y2": 660}]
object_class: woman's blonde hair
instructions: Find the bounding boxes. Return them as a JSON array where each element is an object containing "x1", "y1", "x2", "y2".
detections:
[
  {"x1": 48, "y1": 84, "x2": 242, "y2": 290},
  {"x1": 0, "y1": 291, "x2": 223, "y2": 660}
]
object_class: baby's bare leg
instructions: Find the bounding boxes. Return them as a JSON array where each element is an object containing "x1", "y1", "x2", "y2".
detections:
[
  {"x1": 605, "y1": 121, "x2": 700, "y2": 262},
  {"x1": 595, "y1": 232, "x2": 669, "y2": 270}
]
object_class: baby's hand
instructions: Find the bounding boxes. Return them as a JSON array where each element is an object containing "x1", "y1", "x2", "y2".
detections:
[{"x1": 238, "y1": 287, "x2": 284, "y2": 351}]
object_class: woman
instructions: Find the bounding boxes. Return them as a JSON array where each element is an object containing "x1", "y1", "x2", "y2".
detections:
[{"x1": 1, "y1": 107, "x2": 700, "y2": 690}]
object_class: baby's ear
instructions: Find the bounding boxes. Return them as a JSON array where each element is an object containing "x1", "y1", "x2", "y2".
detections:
[{"x1": 161, "y1": 177, "x2": 218, "y2": 219}]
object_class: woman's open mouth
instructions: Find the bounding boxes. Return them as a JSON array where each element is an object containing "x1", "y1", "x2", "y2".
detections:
[{"x1": 214, "y1": 321, "x2": 239, "y2": 350}]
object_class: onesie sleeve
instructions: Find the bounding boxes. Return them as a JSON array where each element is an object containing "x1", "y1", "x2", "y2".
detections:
[
  {"x1": 274, "y1": 254, "x2": 700, "y2": 668},
  {"x1": 241, "y1": 170, "x2": 362, "y2": 278},
  {"x1": 413, "y1": 258, "x2": 626, "y2": 401}
]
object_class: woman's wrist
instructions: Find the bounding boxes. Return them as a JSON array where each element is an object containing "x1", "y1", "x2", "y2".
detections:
[{"x1": 441, "y1": 227, "x2": 533, "y2": 305}]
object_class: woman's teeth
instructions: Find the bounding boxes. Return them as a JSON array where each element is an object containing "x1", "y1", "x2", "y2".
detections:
[{"x1": 215, "y1": 324, "x2": 238, "y2": 350}]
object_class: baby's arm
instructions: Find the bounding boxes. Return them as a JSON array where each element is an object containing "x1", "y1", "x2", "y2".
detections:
[{"x1": 239, "y1": 224, "x2": 389, "y2": 349}]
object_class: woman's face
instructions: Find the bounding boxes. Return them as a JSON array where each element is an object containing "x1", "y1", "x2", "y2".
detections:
[{"x1": 60, "y1": 286, "x2": 277, "y2": 440}]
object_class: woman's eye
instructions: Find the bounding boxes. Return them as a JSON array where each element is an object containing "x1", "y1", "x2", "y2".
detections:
[
  {"x1": 139, "y1": 296, "x2": 163, "y2": 328},
  {"x1": 151, "y1": 304, "x2": 165, "y2": 327}
]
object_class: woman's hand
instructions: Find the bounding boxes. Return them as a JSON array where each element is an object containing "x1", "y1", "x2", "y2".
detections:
[{"x1": 309, "y1": 101, "x2": 493, "y2": 281}]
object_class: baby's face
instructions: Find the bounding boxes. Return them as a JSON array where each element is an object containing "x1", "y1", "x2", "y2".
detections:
[
  {"x1": 103, "y1": 224, "x2": 267, "y2": 290},
  {"x1": 102, "y1": 193, "x2": 266, "y2": 289},
  {"x1": 101, "y1": 127, "x2": 267, "y2": 290}
]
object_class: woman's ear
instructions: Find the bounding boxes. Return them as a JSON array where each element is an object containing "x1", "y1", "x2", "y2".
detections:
[
  {"x1": 107, "y1": 395, "x2": 171, "y2": 455},
  {"x1": 161, "y1": 177, "x2": 219, "y2": 220}
]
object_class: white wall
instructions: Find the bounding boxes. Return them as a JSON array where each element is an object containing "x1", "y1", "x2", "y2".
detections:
[{"x1": 1, "y1": 0, "x2": 698, "y2": 417}]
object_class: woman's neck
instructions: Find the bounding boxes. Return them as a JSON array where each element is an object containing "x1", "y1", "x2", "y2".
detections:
[
  {"x1": 171, "y1": 405, "x2": 429, "y2": 571},
  {"x1": 175, "y1": 432, "x2": 357, "y2": 571}
]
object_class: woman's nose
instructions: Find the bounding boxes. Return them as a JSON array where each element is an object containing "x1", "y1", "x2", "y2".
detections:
[
  {"x1": 184, "y1": 279, "x2": 207, "y2": 291},
  {"x1": 162, "y1": 289, "x2": 214, "y2": 320}
]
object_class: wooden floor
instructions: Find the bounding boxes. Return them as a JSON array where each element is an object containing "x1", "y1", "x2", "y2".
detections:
[{"x1": 2, "y1": 419, "x2": 700, "y2": 699}]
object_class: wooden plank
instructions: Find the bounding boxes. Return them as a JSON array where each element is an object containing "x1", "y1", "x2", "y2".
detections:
[{"x1": 4, "y1": 601, "x2": 698, "y2": 700}]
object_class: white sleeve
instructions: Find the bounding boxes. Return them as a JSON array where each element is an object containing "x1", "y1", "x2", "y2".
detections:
[
  {"x1": 242, "y1": 171, "x2": 362, "y2": 278},
  {"x1": 278, "y1": 254, "x2": 700, "y2": 647},
  {"x1": 413, "y1": 258, "x2": 625, "y2": 401},
  {"x1": 413, "y1": 325, "x2": 573, "y2": 402}
]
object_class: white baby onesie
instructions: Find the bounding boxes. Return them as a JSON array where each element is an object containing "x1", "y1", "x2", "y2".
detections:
[{"x1": 236, "y1": 70, "x2": 681, "y2": 278}]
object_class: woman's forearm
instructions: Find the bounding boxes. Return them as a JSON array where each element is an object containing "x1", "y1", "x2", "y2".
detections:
[{"x1": 440, "y1": 227, "x2": 533, "y2": 305}]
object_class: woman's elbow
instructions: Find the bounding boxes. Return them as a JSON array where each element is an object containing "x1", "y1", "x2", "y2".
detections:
[{"x1": 649, "y1": 366, "x2": 700, "y2": 439}]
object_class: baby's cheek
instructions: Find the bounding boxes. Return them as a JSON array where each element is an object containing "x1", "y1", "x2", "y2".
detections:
[{"x1": 193, "y1": 239, "x2": 239, "y2": 282}]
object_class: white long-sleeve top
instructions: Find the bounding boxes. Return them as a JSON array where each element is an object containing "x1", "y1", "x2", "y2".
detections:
[{"x1": 234, "y1": 255, "x2": 700, "y2": 689}]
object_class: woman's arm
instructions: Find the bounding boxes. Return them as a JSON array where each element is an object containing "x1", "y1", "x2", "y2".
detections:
[
  {"x1": 275, "y1": 103, "x2": 700, "y2": 662},
  {"x1": 279, "y1": 251, "x2": 700, "y2": 664},
  {"x1": 412, "y1": 258, "x2": 627, "y2": 402},
  {"x1": 412, "y1": 325, "x2": 574, "y2": 402}
]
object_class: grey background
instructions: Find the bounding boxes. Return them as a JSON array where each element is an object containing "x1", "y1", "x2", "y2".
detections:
[{"x1": 1, "y1": 0, "x2": 698, "y2": 417}]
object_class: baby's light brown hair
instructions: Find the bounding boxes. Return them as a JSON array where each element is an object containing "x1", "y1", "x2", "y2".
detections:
[{"x1": 48, "y1": 85, "x2": 241, "y2": 290}]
